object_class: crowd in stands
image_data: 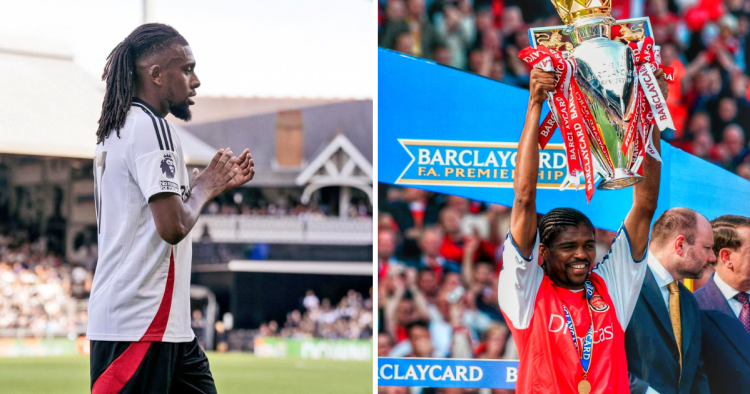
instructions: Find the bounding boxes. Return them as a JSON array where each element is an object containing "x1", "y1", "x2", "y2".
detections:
[
  {"x1": 194, "y1": 290, "x2": 375, "y2": 352},
  {"x1": 256, "y1": 290, "x2": 374, "y2": 340},
  {"x1": 378, "y1": 0, "x2": 750, "y2": 179},
  {"x1": 377, "y1": 186, "x2": 616, "y2": 386},
  {"x1": 0, "y1": 234, "x2": 90, "y2": 337},
  {"x1": 202, "y1": 190, "x2": 371, "y2": 218}
]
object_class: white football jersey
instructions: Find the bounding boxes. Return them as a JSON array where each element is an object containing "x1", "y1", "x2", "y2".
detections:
[{"x1": 87, "y1": 98, "x2": 194, "y2": 342}]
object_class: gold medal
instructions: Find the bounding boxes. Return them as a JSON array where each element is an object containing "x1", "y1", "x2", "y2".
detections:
[{"x1": 577, "y1": 379, "x2": 591, "y2": 394}]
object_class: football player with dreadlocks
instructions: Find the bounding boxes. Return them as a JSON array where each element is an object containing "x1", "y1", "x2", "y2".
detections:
[
  {"x1": 497, "y1": 68, "x2": 668, "y2": 394},
  {"x1": 87, "y1": 23, "x2": 254, "y2": 393}
]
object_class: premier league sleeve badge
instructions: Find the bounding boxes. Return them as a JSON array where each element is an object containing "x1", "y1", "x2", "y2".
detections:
[{"x1": 160, "y1": 154, "x2": 176, "y2": 179}]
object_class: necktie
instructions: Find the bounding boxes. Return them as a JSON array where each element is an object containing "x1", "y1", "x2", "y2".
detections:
[
  {"x1": 667, "y1": 281, "x2": 682, "y2": 372},
  {"x1": 735, "y1": 292, "x2": 750, "y2": 336}
]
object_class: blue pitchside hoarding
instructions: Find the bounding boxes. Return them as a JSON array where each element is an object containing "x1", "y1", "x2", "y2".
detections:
[{"x1": 378, "y1": 357, "x2": 519, "y2": 389}]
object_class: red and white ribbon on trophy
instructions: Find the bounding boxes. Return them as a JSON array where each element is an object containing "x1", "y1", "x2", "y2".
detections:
[
  {"x1": 627, "y1": 36, "x2": 674, "y2": 172},
  {"x1": 519, "y1": 45, "x2": 599, "y2": 203},
  {"x1": 518, "y1": 36, "x2": 675, "y2": 203}
]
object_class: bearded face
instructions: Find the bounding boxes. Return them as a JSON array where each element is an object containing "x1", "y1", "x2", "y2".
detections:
[{"x1": 168, "y1": 95, "x2": 192, "y2": 121}]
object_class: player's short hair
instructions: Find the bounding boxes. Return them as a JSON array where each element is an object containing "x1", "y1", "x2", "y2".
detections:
[
  {"x1": 539, "y1": 208, "x2": 594, "y2": 247},
  {"x1": 710, "y1": 214, "x2": 750, "y2": 259},
  {"x1": 96, "y1": 23, "x2": 189, "y2": 143},
  {"x1": 650, "y1": 208, "x2": 697, "y2": 248}
]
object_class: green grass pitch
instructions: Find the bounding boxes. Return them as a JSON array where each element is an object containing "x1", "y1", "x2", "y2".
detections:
[{"x1": 0, "y1": 352, "x2": 373, "y2": 393}]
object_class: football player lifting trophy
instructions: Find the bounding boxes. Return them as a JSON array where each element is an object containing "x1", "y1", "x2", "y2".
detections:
[{"x1": 519, "y1": 0, "x2": 675, "y2": 202}]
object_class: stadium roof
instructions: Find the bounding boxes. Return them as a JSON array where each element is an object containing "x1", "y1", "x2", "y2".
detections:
[
  {"x1": 169, "y1": 96, "x2": 346, "y2": 126},
  {"x1": 0, "y1": 36, "x2": 217, "y2": 165},
  {"x1": 184, "y1": 100, "x2": 373, "y2": 187}
]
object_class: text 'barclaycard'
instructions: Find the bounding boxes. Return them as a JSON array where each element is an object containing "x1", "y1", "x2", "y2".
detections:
[
  {"x1": 378, "y1": 358, "x2": 519, "y2": 388},
  {"x1": 395, "y1": 139, "x2": 574, "y2": 189}
]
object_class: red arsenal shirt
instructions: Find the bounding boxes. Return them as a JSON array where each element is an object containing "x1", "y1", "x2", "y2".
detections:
[{"x1": 498, "y1": 225, "x2": 648, "y2": 394}]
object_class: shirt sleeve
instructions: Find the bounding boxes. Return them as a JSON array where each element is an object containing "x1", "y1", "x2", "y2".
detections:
[
  {"x1": 591, "y1": 223, "x2": 649, "y2": 330},
  {"x1": 497, "y1": 230, "x2": 544, "y2": 329},
  {"x1": 127, "y1": 116, "x2": 182, "y2": 201}
]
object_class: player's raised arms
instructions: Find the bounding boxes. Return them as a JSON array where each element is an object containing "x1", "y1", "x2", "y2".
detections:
[{"x1": 509, "y1": 68, "x2": 555, "y2": 257}]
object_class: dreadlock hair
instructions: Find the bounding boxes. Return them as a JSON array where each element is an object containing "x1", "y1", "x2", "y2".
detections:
[
  {"x1": 539, "y1": 207, "x2": 595, "y2": 247},
  {"x1": 96, "y1": 23, "x2": 188, "y2": 144}
]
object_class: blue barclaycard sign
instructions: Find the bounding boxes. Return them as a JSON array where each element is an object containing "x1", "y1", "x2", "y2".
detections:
[
  {"x1": 377, "y1": 357, "x2": 519, "y2": 389},
  {"x1": 396, "y1": 140, "x2": 572, "y2": 189}
]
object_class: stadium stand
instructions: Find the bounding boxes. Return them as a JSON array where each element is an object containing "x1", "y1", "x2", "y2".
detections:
[{"x1": 216, "y1": 289, "x2": 374, "y2": 352}]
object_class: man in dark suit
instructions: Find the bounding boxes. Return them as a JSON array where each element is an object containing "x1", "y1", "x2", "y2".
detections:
[
  {"x1": 695, "y1": 214, "x2": 750, "y2": 394},
  {"x1": 625, "y1": 208, "x2": 715, "y2": 394}
]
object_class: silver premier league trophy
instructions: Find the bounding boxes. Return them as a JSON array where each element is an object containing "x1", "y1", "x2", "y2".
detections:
[{"x1": 521, "y1": 0, "x2": 674, "y2": 202}]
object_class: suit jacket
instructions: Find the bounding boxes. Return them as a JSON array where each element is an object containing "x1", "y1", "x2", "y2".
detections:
[
  {"x1": 624, "y1": 268, "x2": 709, "y2": 394},
  {"x1": 694, "y1": 275, "x2": 750, "y2": 394}
]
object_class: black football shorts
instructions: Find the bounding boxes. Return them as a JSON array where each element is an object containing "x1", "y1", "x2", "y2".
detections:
[{"x1": 90, "y1": 338, "x2": 217, "y2": 394}]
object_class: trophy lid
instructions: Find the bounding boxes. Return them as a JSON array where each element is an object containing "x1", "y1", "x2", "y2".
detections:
[{"x1": 551, "y1": 0, "x2": 611, "y2": 25}]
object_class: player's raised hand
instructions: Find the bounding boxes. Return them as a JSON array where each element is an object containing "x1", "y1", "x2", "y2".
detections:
[
  {"x1": 193, "y1": 147, "x2": 239, "y2": 199},
  {"x1": 529, "y1": 68, "x2": 555, "y2": 105},
  {"x1": 225, "y1": 148, "x2": 255, "y2": 190}
]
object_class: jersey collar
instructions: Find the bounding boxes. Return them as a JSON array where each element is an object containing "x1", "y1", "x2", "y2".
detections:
[{"x1": 132, "y1": 97, "x2": 164, "y2": 118}]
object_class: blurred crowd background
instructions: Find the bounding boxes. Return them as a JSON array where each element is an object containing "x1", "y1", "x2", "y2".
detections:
[
  {"x1": 193, "y1": 289, "x2": 374, "y2": 352},
  {"x1": 378, "y1": 0, "x2": 750, "y2": 180},
  {"x1": 201, "y1": 189, "x2": 371, "y2": 219},
  {"x1": 258, "y1": 290, "x2": 374, "y2": 340},
  {"x1": 0, "y1": 234, "x2": 91, "y2": 338}
]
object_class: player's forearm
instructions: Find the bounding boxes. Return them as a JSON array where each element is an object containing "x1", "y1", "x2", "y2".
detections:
[
  {"x1": 176, "y1": 184, "x2": 217, "y2": 236},
  {"x1": 633, "y1": 126, "x2": 661, "y2": 214},
  {"x1": 510, "y1": 102, "x2": 542, "y2": 255},
  {"x1": 625, "y1": 126, "x2": 661, "y2": 259},
  {"x1": 152, "y1": 186, "x2": 213, "y2": 245}
]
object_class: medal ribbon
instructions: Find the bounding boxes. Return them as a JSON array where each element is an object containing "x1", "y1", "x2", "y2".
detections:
[{"x1": 561, "y1": 279, "x2": 596, "y2": 378}]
